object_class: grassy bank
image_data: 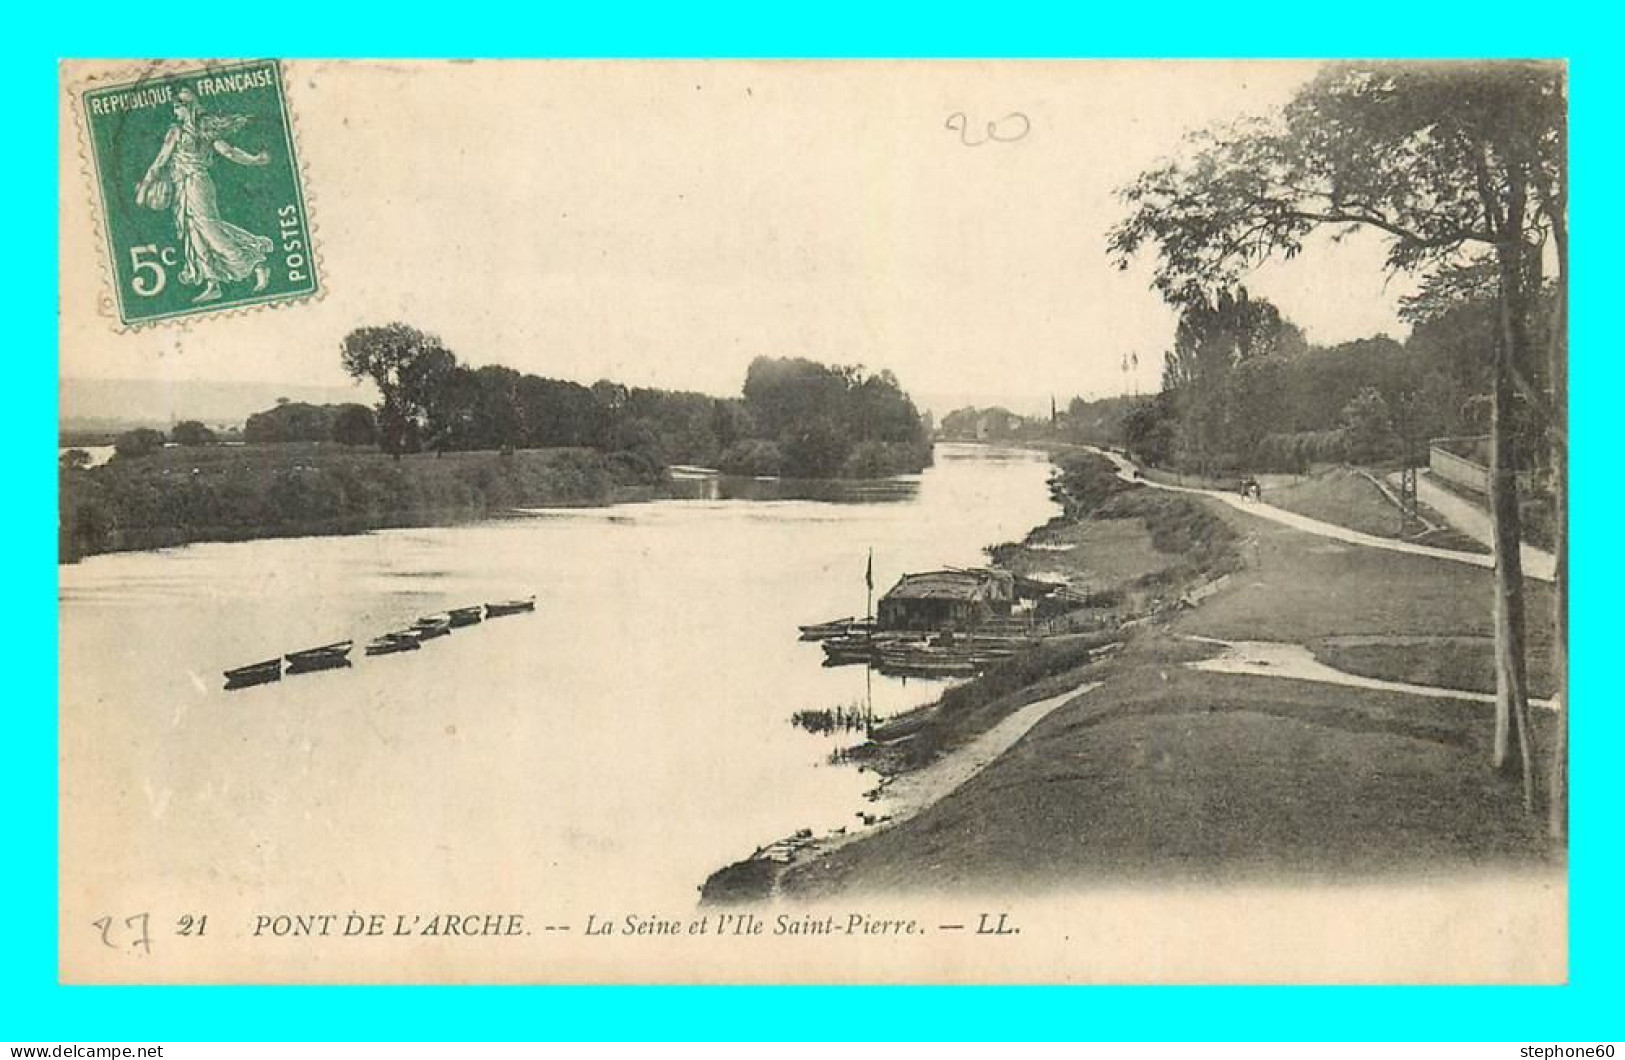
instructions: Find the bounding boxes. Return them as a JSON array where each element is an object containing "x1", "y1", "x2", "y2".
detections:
[
  {"x1": 845, "y1": 631, "x2": 1125, "y2": 777},
  {"x1": 59, "y1": 443, "x2": 666, "y2": 562},
  {"x1": 1140, "y1": 461, "x2": 1489, "y2": 554},
  {"x1": 735, "y1": 449, "x2": 1561, "y2": 898},
  {"x1": 990, "y1": 449, "x2": 1242, "y2": 608},
  {"x1": 1266, "y1": 467, "x2": 1489, "y2": 554},
  {"x1": 781, "y1": 651, "x2": 1556, "y2": 896}
]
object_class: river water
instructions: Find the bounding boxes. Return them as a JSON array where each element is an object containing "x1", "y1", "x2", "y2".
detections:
[{"x1": 59, "y1": 443, "x2": 1057, "y2": 926}]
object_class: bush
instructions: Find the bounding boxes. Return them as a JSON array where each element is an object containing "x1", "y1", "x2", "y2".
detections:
[
  {"x1": 1049, "y1": 451, "x2": 1133, "y2": 516},
  {"x1": 57, "y1": 447, "x2": 640, "y2": 562},
  {"x1": 717, "y1": 440, "x2": 785, "y2": 477},
  {"x1": 332, "y1": 404, "x2": 378, "y2": 446},
  {"x1": 840, "y1": 439, "x2": 934, "y2": 478},
  {"x1": 1096, "y1": 489, "x2": 1241, "y2": 587},
  {"x1": 607, "y1": 448, "x2": 668, "y2": 487},
  {"x1": 170, "y1": 421, "x2": 217, "y2": 446},
  {"x1": 113, "y1": 428, "x2": 166, "y2": 460},
  {"x1": 1255, "y1": 429, "x2": 1348, "y2": 473}
]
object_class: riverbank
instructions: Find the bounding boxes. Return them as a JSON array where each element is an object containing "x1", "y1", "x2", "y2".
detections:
[
  {"x1": 705, "y1": 447, "x2": 1562, "y2": 900},
  {"x1": 701, "y1": 448, "x2": 1244, "y2": 900},
  {"x1": 58, "y1": 443, "x2": 676, "y2": 563},
  {"x1": 58, "y1": 439, "x2": 945, "y2": 563}
]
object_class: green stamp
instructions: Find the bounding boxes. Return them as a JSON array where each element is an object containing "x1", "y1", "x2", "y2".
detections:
[{"x1": 79, "y1": 60, "x2": 318, "y2": 325}]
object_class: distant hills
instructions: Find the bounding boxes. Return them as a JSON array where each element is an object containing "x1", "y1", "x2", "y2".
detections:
[{"x1": 60, "y1": 377, "x2": 379, "y2": 433}]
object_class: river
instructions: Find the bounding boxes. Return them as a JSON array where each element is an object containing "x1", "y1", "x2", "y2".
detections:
[{"x1": 59, "y1": 443, "x2": 1058, "y2": 937}]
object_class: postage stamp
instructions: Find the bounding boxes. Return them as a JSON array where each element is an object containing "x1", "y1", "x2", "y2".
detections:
[{"x1": 76, "y1": 59, "x2": 318, "y2": 326}]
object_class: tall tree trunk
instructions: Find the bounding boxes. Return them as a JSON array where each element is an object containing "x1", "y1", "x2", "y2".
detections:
[
  {"x1": 1491, "y1": 218, "x2": 1538, "y2": 813},
  {"x1": 1546, "y1": 209, "x2": 1569, "y2": 841},
  {"x1": 1489, "y1": 336, "x2": 1534, "y2": 806}
]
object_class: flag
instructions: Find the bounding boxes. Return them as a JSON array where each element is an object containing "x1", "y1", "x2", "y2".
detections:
[{"x1": 865, "y1": 550, "x2": 873, "y2": 591}]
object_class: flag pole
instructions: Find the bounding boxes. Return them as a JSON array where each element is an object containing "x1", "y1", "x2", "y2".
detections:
[{"x1": 865, "y1": 548, "x2": 874, "y2": 623}]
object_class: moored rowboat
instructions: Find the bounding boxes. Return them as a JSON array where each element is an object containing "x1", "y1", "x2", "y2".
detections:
[
  {"x1": 224, "y1": 658, "x2": 282, "y2": 689},
  {"x1": 285, "y1": 640, "x2": 353, "y2": 674},
  {"x1": 413, "y1": 614, "x2": 453, "y2": 640},
  {"x1": 799, "y1": 616, "x2": 856, "y2": 640},
  {"x1": 448, "y1": 605, "x2": 484, "y2": 628},
  {"x1": 485, "y1": 596, "x2": 536, "y2": 617},
  {"x1": 365, "y1": 632, "x2": 422, "y2": 656}
]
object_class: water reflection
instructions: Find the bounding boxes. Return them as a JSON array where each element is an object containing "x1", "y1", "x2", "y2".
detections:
[{"x1": 663, "y1": 472, "x2": 921, "y2": 504}]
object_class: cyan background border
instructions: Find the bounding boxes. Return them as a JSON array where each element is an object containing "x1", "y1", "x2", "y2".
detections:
[{"x1": 16, "y1": 1, "x2": 1616, "y2": 1040}]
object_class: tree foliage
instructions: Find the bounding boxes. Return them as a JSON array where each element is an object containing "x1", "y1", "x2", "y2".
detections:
[
  {"x1": 340, "y1": 322, "x2": 453, "y2": 456},
  {"x1": 169, "y1": 421, "x2": 217, "y2": 447},
  {"x1": 332, "y1": 404, "x2": 378, "y2": 446},
  {"x1": 113, "y1": 428, "x2": 166, "y2": 460},
  {"x1": 1109, "y1": 60, "x2": 1567, "y2": 826},
  {"x1": 326, "y1": 328, "x2": 931, "y2": 479},
  {"x1": 738, "y1": 357, "x2": 932, "y2": 477},
  {"x1": 245, "y1": 402, "x2": 338, "y2": 444},
  {"x1": 1156, "y1": 289, "x2": 1306, "y2": 470}
]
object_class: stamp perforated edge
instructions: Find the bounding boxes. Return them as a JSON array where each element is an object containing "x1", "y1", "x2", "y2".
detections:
[{"x1": 64, "y1": 58, "x2": 328, "y2": 333}]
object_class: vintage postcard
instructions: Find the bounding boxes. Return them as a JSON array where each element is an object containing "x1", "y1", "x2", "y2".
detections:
[{"x1": 57, "y1": 59, "x2": 1567, "y2": 984}]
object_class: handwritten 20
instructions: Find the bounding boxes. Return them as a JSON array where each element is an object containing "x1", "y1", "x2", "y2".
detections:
[{"x1": 944, "y1": 111, "x2": 1031, "y2": 147}]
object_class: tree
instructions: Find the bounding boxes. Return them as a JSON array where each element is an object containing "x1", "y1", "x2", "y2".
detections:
[
  {"x1": 739, "y1": 356, "x2": 929, "y2": 475},
  {"x1": 1110, "y1": 61, "x2": 1565, "y2": 825},
  {"x1": 1340, "y1": 386, "x2": 1399, "y2": 464},
  {"x1": 781, "y1": 417, "x2": 848, "y2": 478},
  {"x1": 113, "y1": 428, "x2": 166, "y2": 460},
  {"x1": 59, "y1": 448, "x2": 92, "y2": 471},
  {"x1": 467, "y1": 365, "x2": 524, "y2": 451},
  {"x1": 331, "y1": 404, "x2": 378, "y2": 447},
  {"x1": 169, "y1": 420, "x2": 217, "y2": 446},
  {"x1": 420, "y1": 364, "x2": 478, "y2": 455},
  {"x1": 341, "y1": 322, "x2": 455, "y2": 457},
  {"x1": 1160, "y1": 289, "x2": 1303, "y2": 471},
  {"x1": 245, "y1": 402, "x2": 338, "y2": 444},
  {"x1": 1122, "y1": 392, "x2": 1178, "y2": 467}
]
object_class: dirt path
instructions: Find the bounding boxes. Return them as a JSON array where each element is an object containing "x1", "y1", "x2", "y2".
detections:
[
  {"x1": 1091, "y1": 448, "x2": 1555, "y2": 583},
  {"x1": 824, "y1": 680, "x2": 1104, "y2": 855},
  {"x1": 1184, "y1": 636, "x2": 1556, "y2": 710},
  {"x1": 1398, "y1": 469, "x2": 1557, "y2": 579},
  {"x1": 877, "y1": 683, "x2": 1100, "y2": 817}
]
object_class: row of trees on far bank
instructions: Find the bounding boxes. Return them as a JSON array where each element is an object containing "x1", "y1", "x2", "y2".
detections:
[
  {"x1": 90, "y1": 336, "x2": 934, "y2": 483},
  {"x1": 1109, "y1": 61, "x2": 1566, "y2": 837},
  {"x1": 336, "y1": 323, "x2": 932, "y2": 479},
  {"x1": 61, "y1": 346, "x2": 933, "y2": 562},
  {"x1": 95, "y1": 402, "x2": 380, "y2": 463}
]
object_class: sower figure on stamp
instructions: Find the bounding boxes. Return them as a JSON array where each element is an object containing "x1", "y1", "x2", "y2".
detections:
[{"x1": 135, "y1": 87, "x2": 273, "y2": 303}]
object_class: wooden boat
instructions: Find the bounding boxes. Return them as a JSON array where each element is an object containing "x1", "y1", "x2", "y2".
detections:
[
  {"x1": 820, "y1": 628, "x2": 926, "y2": 665},
  {"x1": 365, "y1": 632, "x2": 422, "y2": 656},
  {"x1": 413, "y1": 614, "x2": 453, "y2": 640},
  {"x1": 485, "y1": 596, "x2": 536, "y2": 617},
  {"x1": 821, "y1": 632, "x2": 875, "y2": 663},
  {"x1": 876, "y1": 644, "x2": 980, "y2": 677},
  {"x1": 224, "y1": 658, "x2": 282, "y2": 689},
  {"x1": 448, "y1": 605, "x2": 484, "y2": 628},
  {"x1": 285, "y1": 641, "x2": 353, "y2": 674},
  {"x1": 799, "y1": 616, "x2": 855, "y2": 640}
]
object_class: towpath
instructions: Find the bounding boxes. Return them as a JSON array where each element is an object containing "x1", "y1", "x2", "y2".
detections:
[
  {"x1": 1395, "y1": 470, "x2": 1558, "y2": 580},
  {"x1": 1089, "y1": 448, "x2": 1555, "y2": 583}
]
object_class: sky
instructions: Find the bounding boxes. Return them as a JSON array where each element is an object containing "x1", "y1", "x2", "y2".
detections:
[{"x1": 60, "y1": 60, "x2": 1420, "y2": 420}]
